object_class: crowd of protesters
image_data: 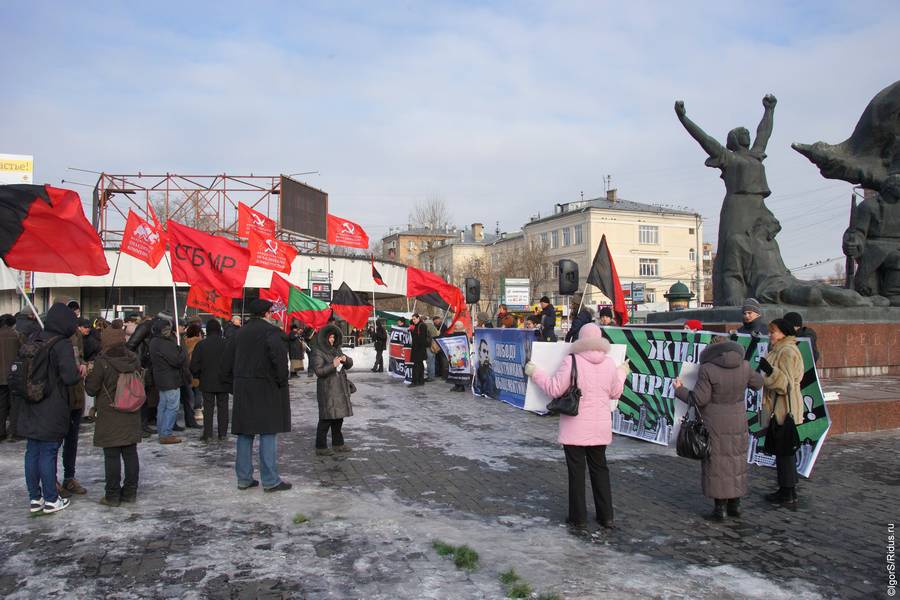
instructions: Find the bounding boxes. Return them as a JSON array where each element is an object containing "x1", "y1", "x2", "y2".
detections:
[{"x1": 3, "y1": 293, "x2": 812, "y2": 533}]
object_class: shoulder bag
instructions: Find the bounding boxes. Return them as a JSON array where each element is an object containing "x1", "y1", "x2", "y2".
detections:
[
  {"x1": 764, "y1": 387, "x2": 801, "y2": 456},
  {"x1": 676, "y1": 399, "x2": 710, "y2": 460},
  {"x1": 546, "y1": 355, "x2": 581, "y2": 416}
]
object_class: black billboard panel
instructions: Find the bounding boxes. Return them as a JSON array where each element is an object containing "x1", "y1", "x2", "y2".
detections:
[{"x1": 279, "y1": 175, "x2": 328, "y2": 241}]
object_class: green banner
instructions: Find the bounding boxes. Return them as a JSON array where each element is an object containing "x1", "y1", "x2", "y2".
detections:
[{"x1": 600, "y1": 326, "x2": 830, "y2": 477}]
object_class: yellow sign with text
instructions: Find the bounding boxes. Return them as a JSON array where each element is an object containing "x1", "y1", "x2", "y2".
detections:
[{"x1": 0, "y1": 154, "x2": 34, "y2": 184}]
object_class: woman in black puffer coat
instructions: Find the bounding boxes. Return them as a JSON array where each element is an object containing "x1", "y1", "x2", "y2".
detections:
[{"x1": 311, "y1": 324, "x2": 354, "y2": 456}]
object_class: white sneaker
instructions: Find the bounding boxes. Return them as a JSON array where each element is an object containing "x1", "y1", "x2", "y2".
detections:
[
  {"x1": 29, "y1": 498, "x2": 44, "y2": 513},
  {"x1": 42, "y1": 497, "x2": 70, "y2": 514}
]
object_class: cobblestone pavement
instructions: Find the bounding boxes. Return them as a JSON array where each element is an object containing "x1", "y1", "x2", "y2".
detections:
[{"x1": 0, "y1": 371, "x2": 895, "y2": 599}]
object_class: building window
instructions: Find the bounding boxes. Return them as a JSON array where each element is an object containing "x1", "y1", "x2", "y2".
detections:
[
  {"x1": 541, "y1": 232, "x2": 549, "y2": 248},
  {"x1": 689, "y1": 227, "x2": 695, "y2": 235},
  {"x1": 639, "y1": 258, "x2": 658, "y2": 277},
  {"x1": 689, "y1": 248, "x2": 696, "y2": 262},
  {"x1": 645, "y1": 289, "x2": 656, "y2": 303},
  {"x1": 551, "y1": 230, "x2": 559, "y2": 249},
  {"x1": 574, "y1": 224, "x2": 583, "y2": 245},
  {"x1": 562, "y1": 227, "x2": 571, "y2": 247},
  {"x1": 408, "y1": 241, "x2": 416, "y2": 251},
  {"x1": 639, "y1": 225, "x2": 659, "y2": 245}
]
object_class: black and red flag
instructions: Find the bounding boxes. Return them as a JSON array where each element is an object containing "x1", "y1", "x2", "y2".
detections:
[
  {"x1": 0, "y1": 184, "x2": 109, "y2": 275},
  {"x1": 586, "y1": 234, "x2": 629, "y2": 326},
  {"x1": 330, "y1": 282, "x2": 373, "y2": 330},
  {"x1": 371, "y1": 256, "x2": 386, "y2": 287}
]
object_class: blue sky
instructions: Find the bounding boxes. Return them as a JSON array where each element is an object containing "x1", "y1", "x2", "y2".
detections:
[{"x1": 2, "y1": 1, "x2": 898, "y2": 276}]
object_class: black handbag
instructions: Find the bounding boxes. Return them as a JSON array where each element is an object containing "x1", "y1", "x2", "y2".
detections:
[
  {"x1": 676, "y1": 401, "x2": 710, "y2": 460},
  {"x1": 546, "y1": 355, "x2": 581, "y2": 416},
  {"x1": 764, "y1": 389, "x2": 800, "y2": 456}
]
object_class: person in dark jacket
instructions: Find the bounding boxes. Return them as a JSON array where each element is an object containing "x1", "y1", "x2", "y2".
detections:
[
  {"x1": 539, "y1": 297, "x2": 557, "y2": 342},
  {"x1": 596, "y1": 306, "x2": 614, "y2": 327},
  {"x1": 0, "y1": 314, "x2": 22, "y2": 441},
  {"x1": 287, "y1": 324, "x2": 304, "y2": 377},
  {"x1": 409, "y1": 314, "x2": 428, "y2": 387},
  {"x1": 149, "y1": 319, "x2": 187, "y2": 444},
  {"x1": 783, "y1": 311, "x2": 820, "y2": 363},
  {"x1": 15, "y1": 309, "x2": 41, "y2": 339},
  {"x1": 674, "y1": 338, "x2": 764, "y2": 520},
  {"x1": 18, "y1": 303, "x2": 82, "y2": 514},
  {"x1": 303, "y1": 326, "x2": 317, "y2": 378},
  {"x1": 222, "y1": 299, "x2": 292, "y2": 492},
  {"x1": 190, "y1": 319, "x2": 231, "y2": 442},
  {"x1": 566, "y1": 306, "x2": 596, "y2": 342},
  {"x1": 84, "y1": 330, "x2": 142, "y2": 507},
  {"x1": 311, "y1": 324, "x2": 355, "y2": 456},
  {"x1": 127, "y1": 315, "x2": 163, "y2": 437},
  {"x1": 735, "y1": 298, "x2": 768, "y2": 336},
  {"x1": 223, "y1": 316, "x2": 242, "y2": 340},
  {"x1": 371, "y1": 320, "x2": 387, "y2": 373}
]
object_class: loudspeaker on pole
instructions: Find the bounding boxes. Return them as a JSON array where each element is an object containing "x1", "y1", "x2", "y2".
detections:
[
  {"x1": 558, "y1": 259, "x2": 579, "y2": 295},
  {"x1": 464, "y1": 277, "x2": 481, "y2": 304}
]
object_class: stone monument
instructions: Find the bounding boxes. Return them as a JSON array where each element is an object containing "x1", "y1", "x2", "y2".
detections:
[
  {"x1": 675, "y1": 95, "x2": 869, "y2": 307},
  {"x1": 793, "y1": 80, "x2": 900, "y2": 306}
]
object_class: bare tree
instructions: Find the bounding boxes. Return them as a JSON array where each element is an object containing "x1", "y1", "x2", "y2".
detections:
[
  {"x1": 409, "y1": 195, "x2": 451, "y2": 231},
  {"x1": 149, "y1": 191, "x2": 218, "y2": 231},
  {"x1": 462, "y1": 255, "x2": 501, "y2": 313},
  {"x1": 502, "y1": 237, "x2": 549, "y2": 296}
]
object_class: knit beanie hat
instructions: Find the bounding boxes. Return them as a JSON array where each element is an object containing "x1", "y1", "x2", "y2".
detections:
[{"x1": 741, "y1": 298, "x2": 762, "y2": 314}]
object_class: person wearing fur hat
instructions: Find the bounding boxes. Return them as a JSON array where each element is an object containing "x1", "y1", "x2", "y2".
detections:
[
  {"x1": 524, "y1": 324, "x2": 629, "y2": 531},
  {"x1": 674, "y1": 337, "x2": 763, "y2": 521},
  {"x1": 757, "y1": 318, "x2": 804, "y2": 506},
  {"x1": 222, "y1": 299, "x2": 292, "y2": 492},
  {"x1": 596, "y1": 306, "x2": 614, "y2": 327},
  {"x1": 736, "y1": 298, "x2": 768, "y2": 336}
]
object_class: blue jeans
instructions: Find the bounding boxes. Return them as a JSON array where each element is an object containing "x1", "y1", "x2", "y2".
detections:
[
  {"x1": 25, "y1": 439, "x2": 61, "y2": 502},
  {"x1": 235, "y1": 434, "x2": 280, "y2": 489},
  {"x1": 157, "y1": 389, "x2": 181, "y2": 437},
  {"x1": 426, "y1": 349, "x2": 436, "y2": 380},
  {"x1": 62, "y1": 409, "x2": 82, "y2": 481}
]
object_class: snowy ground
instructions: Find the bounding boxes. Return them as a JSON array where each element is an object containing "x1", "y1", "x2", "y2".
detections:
[{"x1": 0, "y1": 370, "x2": 891, "y2": 599}]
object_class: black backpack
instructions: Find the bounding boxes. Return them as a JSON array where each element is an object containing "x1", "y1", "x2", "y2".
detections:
[{"x1": 8, "y1": 335, "x2": 64, "y2": 404}]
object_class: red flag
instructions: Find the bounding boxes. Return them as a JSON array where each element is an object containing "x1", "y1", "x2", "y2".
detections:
[
  {"x1": 586, "y1": 234, "x2": 629, "y2": 326},
  {"x1": 327, "y1": 214, "x2": 369, "y2": 249},
  {"x1": 0, "y1": 184, "x2": 109, "y2": 275},
  {"x1": 237, "y1": 202, "x2": 276, "y2": 239},
  {"x1": 187, "y1": 285, "x2": 233, "y2": 319},
  {"x1": 330, "y1": 282, "x2": 373, "y2": 329},
  {"x1": 168, "y1": 221, "x2": 250, "y2": 298},
  {"x1": 406, "y1": 266, "x2": 464, "y2": 310},
  {"x1": 247, "y1": 230, "x2": 298, "y2": 274},
  {"x1": 121, "y1": 209, "x2": 167, "y2": 268},
  {"x1": 372, "y1": 256, "x2": 387, "y2": 287}
]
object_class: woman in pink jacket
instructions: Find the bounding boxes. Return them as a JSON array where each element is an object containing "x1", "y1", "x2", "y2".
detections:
[{"x1": 525, "y1": 323, "x2": 628, "y2": 530}]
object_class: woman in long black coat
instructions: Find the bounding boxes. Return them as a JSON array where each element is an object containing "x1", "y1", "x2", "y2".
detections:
[
  {"x1": 409, "y1": 314, "x2": 428, "y2": 387},
  {"x1": 311, "y1": 324, "x2": 354, "y2": 456}
]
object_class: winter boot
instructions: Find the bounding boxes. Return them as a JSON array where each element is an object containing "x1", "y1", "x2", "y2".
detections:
[
  {"x1": 315, "y1": 448, "x2": 334, "y2": 456},
  {"x1": 781, "y1": 487, "x2": 798, "y2": 507},
  {"x1": 764, "y1": 487, "x2": 787, "y2": 503},
  {"x1": 334, "y1": 445, "x2": 352, "y2": 453},
  {"x1": 708, "y1": 499, "x2": 726, "y2": 522},
  {"x1": 726, "y1": 498, "x2": 741, "y2": 517},
  {"x1": 99, "y1": 494, "x2": 121, "y2": 508}
]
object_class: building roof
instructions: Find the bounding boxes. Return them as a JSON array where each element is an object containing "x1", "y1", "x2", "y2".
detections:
[
  {"x1": 381, "y1": 227, "x2": 457, "y2": 240},
  {"x1": 525, "y1": 195, "x2": 697, "y2": 227}
]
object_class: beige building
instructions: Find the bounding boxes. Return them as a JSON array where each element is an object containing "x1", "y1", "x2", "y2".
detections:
[
  {"x1": 380, "y1": 227, "x2": 457, "y2": 266},
  {"x1": 513, "y1": 189, "x2": 704, "y2": 310},
  {"x1": 417, "y1": 223, "x2": 498, "y2": 289}
]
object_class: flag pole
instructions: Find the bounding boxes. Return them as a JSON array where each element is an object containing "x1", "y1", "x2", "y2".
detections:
[
  {"x1": 2, "y1": 261, "x2": 43, "y2": 329},
  {"x1": 104, "y1": 250, "x2": 123, "y2": 317},
  {"x1": 162, "y1": 253, "x2": 181, "y2": 345}
]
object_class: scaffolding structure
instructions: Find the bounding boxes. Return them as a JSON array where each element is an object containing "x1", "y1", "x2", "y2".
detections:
[{"x1": 91, "y1": 172, "x2": 323, "y2": 251}]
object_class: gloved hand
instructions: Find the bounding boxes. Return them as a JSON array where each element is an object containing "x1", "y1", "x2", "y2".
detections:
[
  {"x1": 757, "y1": 357, "x2": 773, "y2": 376},
  {"x1": 523, "y1": 361, "x2": 537, "y2": 377}
]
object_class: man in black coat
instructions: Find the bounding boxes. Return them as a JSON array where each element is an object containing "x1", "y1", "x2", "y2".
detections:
[
  {"x1": 190, "y1": 319, "x2": 231, "y2": 442},
  {"x1": 222, "y1": 299, "x2": 292, "y2": 492},
  {"x1": 18, "y1": 303, "x2": 82, "y2": 514},
  {"x1": 539, "y1": 296, "x2": 557, "y2": 342},
  {"x1": 149, "y1": 318, "x2": 187, "y2": 444},
  {"x1": 409, "y1": 314, "x2": 428, "y2": 387},
  {"x1": 371, "y1": 319, "x2": 387, "y2": 373}
]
